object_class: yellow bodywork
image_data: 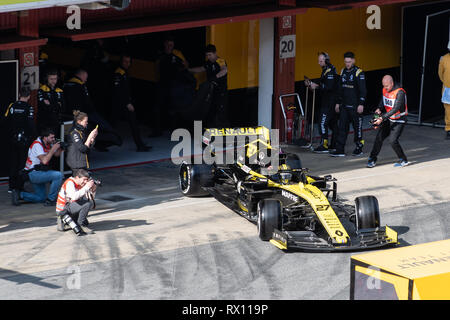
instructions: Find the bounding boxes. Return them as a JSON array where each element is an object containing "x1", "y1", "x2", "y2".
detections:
[{"x1": 236, "y1": 161, "x2": 350, "y2": 244}]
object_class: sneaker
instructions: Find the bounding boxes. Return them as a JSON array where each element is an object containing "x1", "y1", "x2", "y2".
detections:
[
  {"x1": 44, "y1": 199, "x2": 56, "y2": 207},
  {"x1": 11, "y1": 189, "x2": 20, "y2": 206},
  {"x1": 352, "y1": 147, "x2": 363, "y2": 156},
  {"x1": 393, "y1": 160, "x2": 409, "y2": 168},
  {"x1": 57, "y1": 216, "x2": 65, "y2": 232},
  {"x1": 330, "y1": 150, "x2": 345, "y2": 157},
  {"x1": 81, "y1": 225, "x2": 95, "y2": 234},
  {"x1": 313, "y1": 145, "x2": 329, "y2": 153},
  {"x1": 367, "y1": 158, "x2": 376, "y2": 168}
]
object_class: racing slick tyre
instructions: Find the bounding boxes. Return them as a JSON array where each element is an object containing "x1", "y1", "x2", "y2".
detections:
[
  {"x1": 354, "y1": 196, "x2": 380, "y2": 230},
  {"x1": 179, "y1": 162, "x2": 214, "y2": 197},
  {"x1": 257, "y1": 199, "x2": 282, "y2": 241}
]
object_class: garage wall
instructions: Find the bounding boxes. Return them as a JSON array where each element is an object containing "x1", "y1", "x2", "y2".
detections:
[
  {"x1": 205, "y1": 4, "x2": 402, "y2": 90},
  {"x1": 296, "y1": 5, "x2": 402, "y2": 80}
]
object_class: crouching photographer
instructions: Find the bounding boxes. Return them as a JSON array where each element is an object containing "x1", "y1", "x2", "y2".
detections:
[{"x1": 56, "y1": 169, "x2": 97, "y2": 236}]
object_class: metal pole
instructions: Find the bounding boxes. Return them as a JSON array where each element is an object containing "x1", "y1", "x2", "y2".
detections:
[
  {"x1": 418, "y1": 15, "x2": 429, "y2": 125},
  {"x1": 304, "y1": 86, "x2": 309, "y2": 140},
  {"x1": 309, "y1": 89, "x2": 316, "y2": 147},
  {"x1": 60, "y1": 122, "x2": 64, "y2": 175}
]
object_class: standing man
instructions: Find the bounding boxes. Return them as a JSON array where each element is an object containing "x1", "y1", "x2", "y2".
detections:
[
  {"x1": 11, "y1": 128, "x2": 63, "y2": 206},
  {"x1": 330, "y1": 52, "x2": 367, "y2": 157},
  {"x1": 367, "y1": 75, "x2": 409, "y2": 168},
  {"x1": 4, "y1": 87, "x2": 37, "y2": 193},
  {"x1": 438, "y1": 40, "x2": 450, "y2": 139},
  {"x1": 64, "y1": 69, "x2": 122, "y2": 151},
  {"x1": 37, "y1": 68, "x2": 65, "y2": 137},
  {"x1": 189, "y1": 44, "x2": 228, "y2": 128},
  {"x1": 153, "y1": 36, "x2": 188, "y2": 136},
  {"x1": 112, "y1": 55, "x2": 151, "y2": 152},
  {"x1": 305, "y1": 52, "x2": 339, "y2": 153}
]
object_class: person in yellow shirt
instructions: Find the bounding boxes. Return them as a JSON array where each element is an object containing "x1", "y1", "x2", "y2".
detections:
[{"x1": 438, "y1": 41, "x2": 450, "y2": 139}]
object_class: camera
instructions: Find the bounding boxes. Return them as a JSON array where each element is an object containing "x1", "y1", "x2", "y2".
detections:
[
  {"x1": 369, "y1": 114, "x2": 382, "y2": 127},
  {"x1": 91, "y1": 178, "x2": 102, "y2": 187},
  {"x1": 55, "y1": 139, "x2": 69, "y2": 150}
]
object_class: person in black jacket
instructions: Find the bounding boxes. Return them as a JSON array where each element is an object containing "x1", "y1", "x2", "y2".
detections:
[
  {"x1": 367, "y1": 75, "x2": 409, "y2": 168},
  {"x1": 305, "y1": 52, "x2": 339, "y2": 153},
  {"x1": 66, "y1": 110, "x2": 98, "y2": 173},
  {"x1": 112, "y1": 55, "x2": 151, "y2": 152},
  {"x1": 37, "y1": 68, "x2": 65, "y2": 138},
  {"x1": 331, "y1": 51, "x2": 367, "y2": 157},
  {"x1": 64, "y1": 69, "x2": 122, "y2": 152},
  {"x1": 4, "y1": 86, "x2": 37, "y2": 192}
]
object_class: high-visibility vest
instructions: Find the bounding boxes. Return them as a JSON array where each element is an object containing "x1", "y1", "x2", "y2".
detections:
[
  {"x1": 25, "y1": 138, "x2": 51, "y2": 170},
  {"x1": 56, "y1": 178, "x2": 80, "y2": 212},
  {"x1": 382, "y1": 87, "x2": 408, "y2": 121}
]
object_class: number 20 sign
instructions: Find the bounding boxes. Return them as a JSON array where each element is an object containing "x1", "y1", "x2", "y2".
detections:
[{"x1": 279, "y1": 35, "x2": 296, "y2": 59}]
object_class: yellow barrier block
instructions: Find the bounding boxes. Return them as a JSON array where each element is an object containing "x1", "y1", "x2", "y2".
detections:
[{"x1": 351, "y1": 239, "x2": 450, "y2": 300}]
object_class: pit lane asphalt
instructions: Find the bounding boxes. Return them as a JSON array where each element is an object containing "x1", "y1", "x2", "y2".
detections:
[{"x1": 0, "y1": 125, "x2": 449, "y2": 300}]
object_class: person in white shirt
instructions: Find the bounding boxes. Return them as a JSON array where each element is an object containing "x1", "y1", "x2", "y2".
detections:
[
  {"x1": 12, "y1": 128, "x2": 63, "y2": 206},
  {"x1": 56, "y1": 168, "x2": 96, "y2": 234}
]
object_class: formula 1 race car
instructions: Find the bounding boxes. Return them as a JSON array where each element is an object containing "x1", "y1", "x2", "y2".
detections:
[{"x1": 179, "y1": 126, "x2": 398, "y2": 252}]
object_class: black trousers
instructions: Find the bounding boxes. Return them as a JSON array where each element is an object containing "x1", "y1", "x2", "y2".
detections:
[
  {"x1": 8, "y1": 141, "x2": 29, "y2": 190},
  {"x1": 318, "y1": 104, "x2": 339, "y2": 148},
  {"x1": 336, "y1": 105, "x2": 363, "y2": 152},
  {"x1": 205, "y1": 89, "x2": 229, "y2": 128},
  {"x1": 369, "y1": 121, "x2": 407, "y2": 161}
]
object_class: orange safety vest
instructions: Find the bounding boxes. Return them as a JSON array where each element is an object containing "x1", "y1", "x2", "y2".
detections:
[
  {"x1": 25, "y1": 138, "x2": 51, "y2": 170},
  {"x1": 382, "y1": 87, "x2": 408, "y2": 121},
  {"x1": 56, "y1": 178, "x2": 80, "y2": 212}
]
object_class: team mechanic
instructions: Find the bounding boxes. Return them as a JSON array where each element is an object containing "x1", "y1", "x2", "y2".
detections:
[
  {"x1": 112, "y1": 55, "x2": 151, "y2": 152},
  {"x1": 189, "y1": 44, "x2": 229, "y2": 128},
  {"x1": 367, "y1": 75, "x2": 409, "y2": 168},
  {"x1": 306, "y1": 52, "x2": 339, "y2": 153},
  {"x1": 331, "y1": 51, "x2": 367, "y2": 157},
  {"x1": 37, "y1": 68, "x2": 65, "y2": 137},
  {"x1": 4, "y1": 87, "x2": 37, "y2": 194}
]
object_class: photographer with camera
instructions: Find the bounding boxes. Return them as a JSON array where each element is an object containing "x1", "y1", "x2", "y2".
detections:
[
  {"x1": 367, "y1": 75, "x2": 408, "y2": 168},
  {"x1": 66, "y1": 110, "x2": 98, "y2": 173},
  {"x1": 56, "y1": 168, "x2": 96, "y2": 235},
  {"x1": 11, "y1": 128, "x2": 63, "y2": 206}
]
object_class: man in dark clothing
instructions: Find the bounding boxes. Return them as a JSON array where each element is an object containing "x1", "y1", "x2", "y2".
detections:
[
  {"x1": 112, "y1": 55, "x2": 151, "y2": 152},
  {"x1": 4, "y1": 87, "x2": 37, "y2": 192},
  {"x1": 305, "y1": 52, "x2": 339, "y2": 153},
  {"x1": 189, "y1": 44, "x2": 228, "y2": 128},
  {"x1": 331, "y1": 51, "x2": 367, "y2": 157},
  {"x1": 64, "y1": 69, "x2": 121, "y2": 151},
  {"x1": 367, "y1": 75, "x2": 409, "y2": 168},
  {"x1": 37, "y1": 68, "x2": 65, "y2": 138},
  {"x1": 153, "y1": 37, "x2": 189, "y2": 135}
]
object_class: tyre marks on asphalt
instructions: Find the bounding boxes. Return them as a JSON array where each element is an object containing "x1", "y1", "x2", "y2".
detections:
[
  {"x1": 126, "y1": 234, "x2": 173, "y2": 299},
  {"x1": 9, "y1": 233, "x2": 64, "y2": 269},
  {"x1": 206, "y1": 232, "x2": 284, "y2": 299},
  {"x1": 106, "y1": 233, "x2": 125, "y2": 297},
  {"x1": 233, "y1": 233, "x2": 284, "y2": 299}
]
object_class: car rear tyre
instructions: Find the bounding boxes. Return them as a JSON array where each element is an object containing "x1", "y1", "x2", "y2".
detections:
[
  {"x1": 257, "y1": 199, "x2": 282, "y2": 241},
  {"x1": 354, "y1": 195, "x2": 380, "y2": 230},
  {"x1": 179, "y1": 162, "x2": 214, "y2": 197}
]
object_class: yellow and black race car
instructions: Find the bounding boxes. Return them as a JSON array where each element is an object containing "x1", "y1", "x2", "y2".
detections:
[{"x1": 179, "y1": 126, "x2": 398, "y2": 252}]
